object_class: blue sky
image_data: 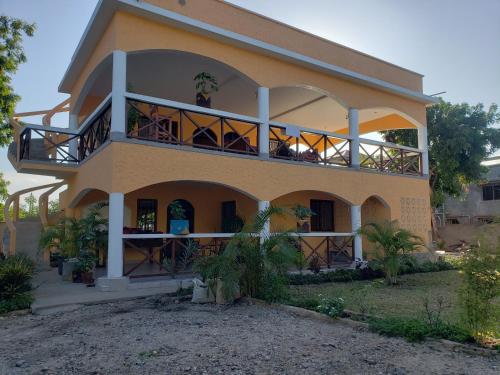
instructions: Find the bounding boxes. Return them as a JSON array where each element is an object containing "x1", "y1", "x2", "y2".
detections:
[{"x1": 1, "y1": 0, "x2": 499, "y2": 194}]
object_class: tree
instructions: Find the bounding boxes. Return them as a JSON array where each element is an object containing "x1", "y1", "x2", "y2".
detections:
[
  {"x1": 382, "y1": 100, "x2": 500, "y2": 207},
  {"x1": 22, "y1": 192, "x2": 37, "y2": 217},
  {"x1": 359, "y1": 220, "x2": 422, "y2": 285},
  {"x1": 0, "y1": 172, "x2": 9, "y2": 222},
  {"x1": 0, "y1": 16, "x2": 36, "y2": 146}
]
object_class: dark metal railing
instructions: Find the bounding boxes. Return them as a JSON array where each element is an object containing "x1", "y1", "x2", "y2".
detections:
[
  {"x1": 296, "y1": 235, "x2": 355, "y2": 268},
  {"x1": 359, "y1": 140, "x2": 422, "y2": 176},
  {"x1": 78, "y1": 104, "x2": 112, "y2": 161},
  {"x1": 19, "y1": 126, "x2": 80, "y2": 164},
  {"x1": 126, "y1": 99, "x2": 260, "y2": 157},
  {"x1": 269, "y1": 124, "x2": 351, "y2": 167},
  {"x1": 18, "y1": 101, "x2": 112, "y2": 164}
]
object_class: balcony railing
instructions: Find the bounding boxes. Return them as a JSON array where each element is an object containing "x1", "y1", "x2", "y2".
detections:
[
  {"x1": 359, "y1": 139, "x2": 422, "y2": 176},
  {"x1": 121, "y1": 232, "x2": 354, "y2": 278},
  {"x1": 126, "y1": 94, "x2": 260, "y2": 157},
  {"x1": 269, "y1": 122, "x2": 351, "y2": 167},
  {"x1": 18, "y1": 97, "x2": 112, "y2": 164},
  {"x1": 16, "y1": 92, "x2": 423, "y2": 177},
  {"x1": 19, "y1": 125, "x2": 80, "y2": 164}
]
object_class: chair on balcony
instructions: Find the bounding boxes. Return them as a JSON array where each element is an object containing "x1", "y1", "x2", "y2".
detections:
[
  {"x1": 192, "y1": 127, "x2": 218, "y2": 149},
  {"x1": 223, "y1": 131, "x2": 251, "y2": 153},
  {"x1": 299, "y1": 149, "x2": 320, "y2": 163},
  {"x1": 269, "y1": 139, "x2": 295, "y2": 159}
]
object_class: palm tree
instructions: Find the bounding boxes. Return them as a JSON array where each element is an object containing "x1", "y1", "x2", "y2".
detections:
[
  {"x1": 194, "y1": 206, "x2": 299, "y2": 301},
  {"x1": 359, "y1": 220, "x2": 422, "y2": 285}
]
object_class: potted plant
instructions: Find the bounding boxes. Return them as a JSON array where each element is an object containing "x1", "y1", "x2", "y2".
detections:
[
  {"x1": 169, "y1": 200, "x2": 189, "y2": 235},
  {"x1": 194, "y1": 72, "x2": 218, "y2": 108},
  {"x1": 75, "y1": 251, "x2": 97, "y2": 285},
  {"x1": 292, "y1": 204, "x2": 315, "y2": 233}
]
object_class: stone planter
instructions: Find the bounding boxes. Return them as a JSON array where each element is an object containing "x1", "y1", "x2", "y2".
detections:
[
  {"x1": 297, "y1": 220, "x2": 311, "y2": 233},
  {"x1": 62, "y1": 259, "x2": 78, "y2": 281}
]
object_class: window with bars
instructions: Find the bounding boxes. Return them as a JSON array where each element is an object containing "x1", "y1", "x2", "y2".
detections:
[
  {"x1": 137, "y1": 199, "x2": 158, "y2": 231},
  {"x1": 310, "y1": 199, "x2": 334, "y2": 232},
  {"x1": 482, "y1": 183, "x2": 500, "y2": 201}
]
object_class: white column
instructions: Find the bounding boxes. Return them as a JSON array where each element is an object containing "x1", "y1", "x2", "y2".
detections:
[
  {"x1": 69, "y1": 113, "x2": 78, "y2": 160},
  {"x1": 258, "y1": 200, "x2": 270, "y2": 245},
  {"x1": 351, "y1": 205, "x2": 363, "y2": 261},
  {"x1": 258, "y1": 87, "x2": 270, "y2": 158},
  {"x1": 418, "y1": 126, "x2": 429, "y2": 176},
  {"x1": 348, "y1": 108, "x2": 360, "y2": 169},
  {"x1": 111, "y1": 50, "x2": 127, "y2": 139},
  {"x1": 107, "y1": 192, "x2": 124, "y2": 278}
]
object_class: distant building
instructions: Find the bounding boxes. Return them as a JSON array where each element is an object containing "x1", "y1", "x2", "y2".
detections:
[{"x1": 444, "y1": 159, "x2": 500, "y2": 224}]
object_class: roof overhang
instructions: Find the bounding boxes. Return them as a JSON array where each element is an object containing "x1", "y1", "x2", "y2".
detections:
[{"x1": 59, "y1": 0, "x2": 439, "y2": 105}]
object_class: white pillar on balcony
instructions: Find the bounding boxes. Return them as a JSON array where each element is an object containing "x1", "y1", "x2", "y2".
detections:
[
  {"x1": 111, "y1": 50, "x2": 127, "y2": 139},
  {"x1": 348, "y1": 108, "x2": 360, "y2": 169},
  {"x1": 258, "y1": 200, "x2": 270, "y2": 245},
  {"x1": 351, "y1": 205, "x2": 363, "y2": 261},
  {"x1": 418, "y1": 126, "x2": 429, "y2": 176},
  {"x1": 258, "y1": 87, "x2": 270, "y2": 158},
  {"x1": 68, "y1": 113, "x2": 78, "y2": 160},
  {"x1": 97, "y1": 192, "x2": 129, "y2": 291}
]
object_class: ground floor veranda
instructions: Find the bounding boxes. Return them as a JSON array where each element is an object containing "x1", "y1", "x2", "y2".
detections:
[{"x1": 69, "y1": 180, "x2": 393, "y2": 288}]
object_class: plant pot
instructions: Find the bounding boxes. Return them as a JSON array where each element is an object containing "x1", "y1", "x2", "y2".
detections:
[
  {"x1": 57, "y1": 257, "x2": 65, "y2": 275},
  {"x1": 81, "y1": 271, "x2": 94, "y2": 285},
  {"x1": 170, "y1": 220, "x2": 190, "y2": 235},
  {"x1": 72, "y1": 270, "x2": 82, "y2": 283},
  {"x1": 49, "y1": 253, "x2": 61, "y2": 268},
  {"x1": 62, "y1": 259, "x2": 78, "y2": 281},
  {"x1": 297, "y1": 220, "x2": 310, "y2": 233},
  {"x1": 196, "y1": 93, "x2": 211, "y2": 108}
]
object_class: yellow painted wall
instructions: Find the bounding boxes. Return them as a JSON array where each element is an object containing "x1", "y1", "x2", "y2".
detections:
[
  {"x1": 70, "y1": 11, "x2": 427, "y2": 127},
  {"x1": 65, "y1": 141, "x2": 432, "y2": 244}
]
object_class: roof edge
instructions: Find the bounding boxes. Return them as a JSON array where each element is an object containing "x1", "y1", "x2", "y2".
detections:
[{"x1": 59, "y1": 0, "x2": 438, "y2": 105}]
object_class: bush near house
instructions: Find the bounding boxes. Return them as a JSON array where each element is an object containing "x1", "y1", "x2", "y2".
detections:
[
  {"x1": 0, "y1": 254, "x2": 35, "y2": 313},
  {"x1": 287, "y1": 259, "x2": 454, "y2": 285}
]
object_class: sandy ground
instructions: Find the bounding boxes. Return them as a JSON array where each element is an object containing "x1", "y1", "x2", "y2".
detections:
[{"x1": 0, "y1": 297, "x2": 498, "y2": 375}]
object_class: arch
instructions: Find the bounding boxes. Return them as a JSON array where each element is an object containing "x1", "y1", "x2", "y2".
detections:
[
  {"x1": 167, "y1": 199, "x2": 195, "y2": 233},
  {"x1": 67, "y1": 188, "x2": 108, "y2": 209},
  {"x1": 359, "y1": 106, "x2": 425, "y2": 131},
  {"x1": 72, "y1": 54, "x2": 112, "y2": 118},
  {"x1": 270, "y1": 84, "x2": 349, "y2": 109}
]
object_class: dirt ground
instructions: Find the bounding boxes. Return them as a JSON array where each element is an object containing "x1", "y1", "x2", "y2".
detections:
[{"x1": 0, "y1": 297, "x2": 498, "y2": 375}]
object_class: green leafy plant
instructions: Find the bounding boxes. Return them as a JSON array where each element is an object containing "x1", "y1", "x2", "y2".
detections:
[
  {"x1": 194, "y1": 72, "x2": 218, "y2": 96},
  {"x1": 75, "y1": 252, "x2": 97, "y2": 273},
  {"x1": 163, "y1": 239, "x2": 199, "y2": 278},
  {"x1": 458, "y1": 238, "x2": 500, "y2": 340},
  {"x1": 359, "y1": 221, "x2": 422, "y2": 285},
  {"x1": 291, "y1": 204, "x2": 315, "y2": 220},
  {"x1": 169, "y1": 200, "x2": 186, "y2": 220},
  {"x1": 293, "y1": 251, "x2": 308, "y2": 274},
  {"x1": 316, "y1": 295, "x2": 345, "y2": 318},
  {"x1": 0, "y1": 254, "x2": 35, "y2": 313},
  {"x1": 194, "y1": 206, "x2": 299, "y2": 302}
]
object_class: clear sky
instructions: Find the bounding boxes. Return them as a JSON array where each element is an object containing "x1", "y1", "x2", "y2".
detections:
[{"x1": 1, "y1": 0, "x2": 499, "y2": 195}]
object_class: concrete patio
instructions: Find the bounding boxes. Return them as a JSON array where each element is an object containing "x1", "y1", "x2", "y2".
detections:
[{"x1": 31, "y1": 268, "x2": 193, "y2": 314}]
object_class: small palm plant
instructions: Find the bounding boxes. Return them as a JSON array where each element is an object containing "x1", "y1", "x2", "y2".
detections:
[
  {"x1": 359, "y1": 220, "x2": 422, "y2": 285},
  {"x1": 194, "y1": 206, "x2": 299, "y2": 301}
]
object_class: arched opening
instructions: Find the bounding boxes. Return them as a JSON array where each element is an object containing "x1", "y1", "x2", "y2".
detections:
[
  {"x1": 122, "y1": 180, "x2": 258, "y2": 277},
  {"x1": 271, "y1": 190, "x2": 354, "y2": 269},
  {"x1": 361, "y1": 195, "x2": 392, "y2": 259},
  {"x1": 167, "y1": 199, "x2": 195, "y2": 233},
  {"x1": 127, "y1": 50, "x2": 260, "y2": 116}
]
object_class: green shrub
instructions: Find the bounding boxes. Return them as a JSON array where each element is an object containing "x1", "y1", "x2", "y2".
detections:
[
  {"x1": 0, "y1": 254, "x2": 35, "y2": 300},
  {"x1": 0, "y1": 293, "x2": 33, "y2": 314},
  {"x1": 316, "y1": 295, "x2": 345, "y2": 318},
  {"x1": 287, "y1": 296, "x2": 320, "y2": 310},
  {"x1": 458, "y1": 240, "x2": 500, "y2": 339},
  {"x1": 368, "y1": 317, "x2": 473, "y2": 343}
]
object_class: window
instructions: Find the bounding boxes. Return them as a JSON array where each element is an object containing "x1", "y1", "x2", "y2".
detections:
[
  {"x1": 310, "y1": 199, "x2": 334, "y2": 232},
  {"x1": 137, "y1": 199, "x2": 157, "y2": 231},
  {"x1": 482, "y1": 183, "x2": 500, "y2": 201}
]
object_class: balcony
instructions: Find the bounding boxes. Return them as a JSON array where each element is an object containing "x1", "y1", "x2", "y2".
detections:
[{"x1": 13, "y1": 93, "x2": 424, "y2": 177}]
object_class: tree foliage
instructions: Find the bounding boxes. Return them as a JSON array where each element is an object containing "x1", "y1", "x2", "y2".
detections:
[
  {"x1": 382, "y1": 100, "x2": 500, "y2": 206},
  {"x1": 0, "y1": 15, "x2": 35, "y2": 146}
]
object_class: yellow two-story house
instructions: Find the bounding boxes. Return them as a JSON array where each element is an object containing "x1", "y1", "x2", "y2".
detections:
[{"x1": 7, "y1": 0, "x2": 437, "y2": 290}]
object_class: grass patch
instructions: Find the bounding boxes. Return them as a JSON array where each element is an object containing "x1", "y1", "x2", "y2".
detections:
[
  {"x1": 289, "y1": 270, "x2": 466, "y2": 323},
  {"x1": 0, "y1": 293, "x2": 33, "y2": 314}
]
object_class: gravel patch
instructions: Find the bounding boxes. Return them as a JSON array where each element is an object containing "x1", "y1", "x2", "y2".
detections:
[{"x1": 0, "y1": 297, "x2": 498, "y2": 374}]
